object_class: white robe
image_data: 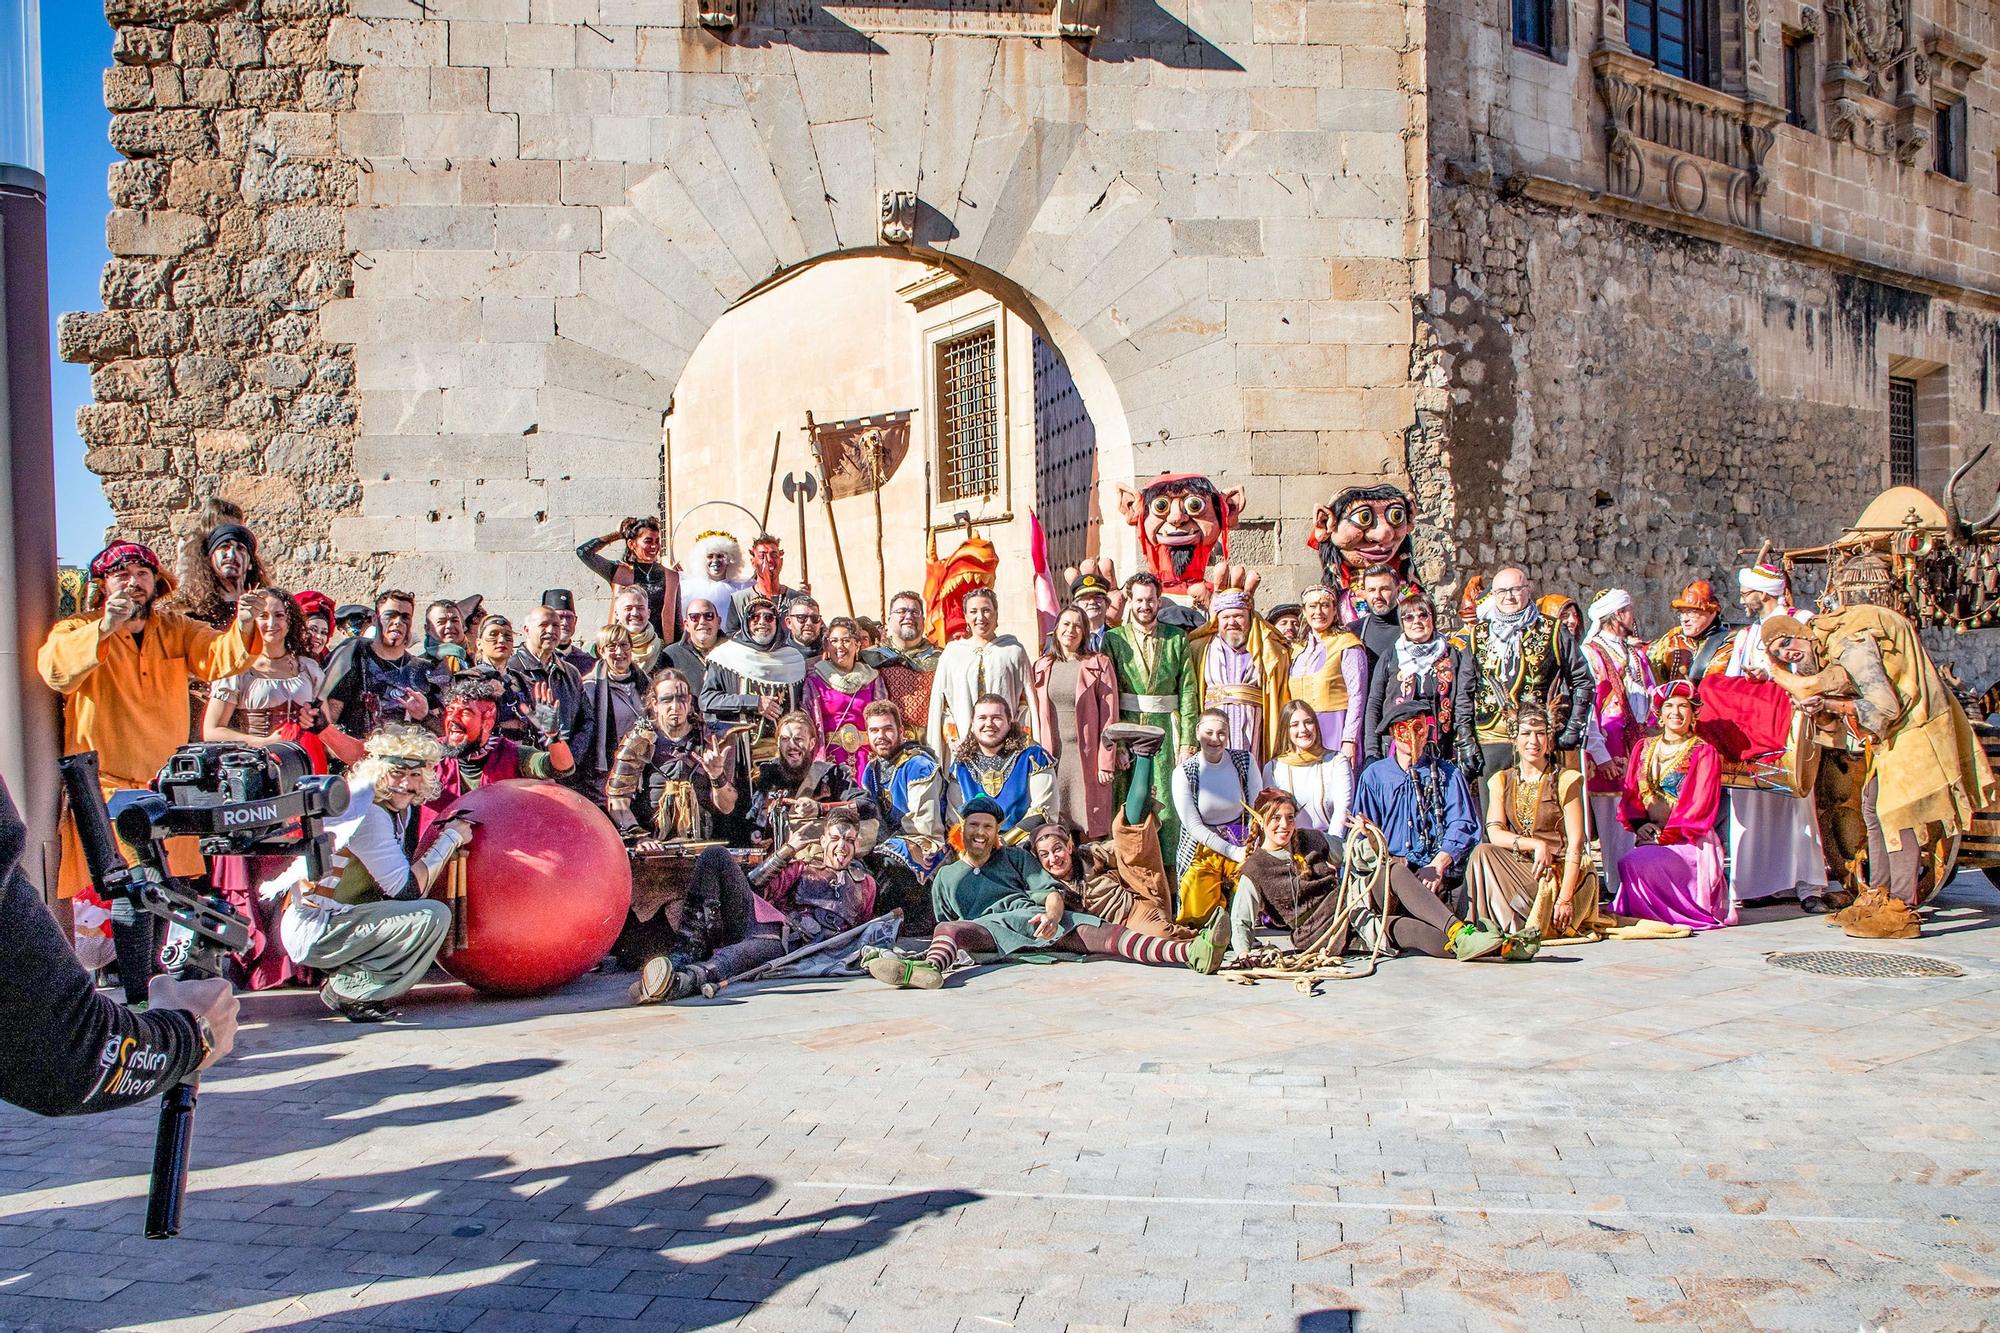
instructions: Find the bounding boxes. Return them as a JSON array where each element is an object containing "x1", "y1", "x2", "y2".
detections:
[{"x1": 1725, "y1": 607, "x2": 1828, "y2": 901}]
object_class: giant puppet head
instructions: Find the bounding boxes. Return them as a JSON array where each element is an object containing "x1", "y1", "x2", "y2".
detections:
[
  {"x1": 1116, "y1": 473, "x2": 1246, "y2": 595},
  {"x1": 1311, "y1": 484, "x2": 1414, "y2": 593},
  {"x1": 923, "y1": 535, "x2": 999, "y2": 644}
]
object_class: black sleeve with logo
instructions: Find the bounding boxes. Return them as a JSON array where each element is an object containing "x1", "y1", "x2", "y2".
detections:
[{"x1": 0, "y1": 783, "x2": 201, "y2": 1117}]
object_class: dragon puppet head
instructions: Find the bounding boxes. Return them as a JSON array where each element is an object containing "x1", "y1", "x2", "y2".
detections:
[
  {"x1": 924, "y1": 535, "x2": 999, "y2": 643},
  {"x1": 1116, "y1": 473, "x2": 1246, "y2": 595},
  {"x1": 1311, "y1": 484, "x2": 1414, "y2": 592}
]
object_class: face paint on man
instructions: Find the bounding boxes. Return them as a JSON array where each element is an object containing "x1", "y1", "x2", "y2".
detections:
[{"x1": 441, "y1": 697, "x2": 498, "y2": 757}]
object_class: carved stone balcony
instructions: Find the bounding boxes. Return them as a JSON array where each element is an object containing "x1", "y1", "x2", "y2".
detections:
[{"x1": 1591, "y1": 48, "x2": 1785, "y2": 232}]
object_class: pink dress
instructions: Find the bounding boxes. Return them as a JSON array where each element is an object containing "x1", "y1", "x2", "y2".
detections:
[
  {"x1": 1611, "y1": 737, "x2": 1735, "y2": 930},
  {"x1": 805, "y1": 661, "x2": 885, "y2": 784}
]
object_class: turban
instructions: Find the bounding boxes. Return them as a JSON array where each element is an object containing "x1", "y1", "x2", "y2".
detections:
[
  {"x1": 1210, "y1": 590, "x2": 1250, "y2": 614},
  {"x1": 1586, "y1": 588, "x2": 1632, "y2": 639},
  {"x1": 1738, "y1": 563, "x2": 1788, "y2": 597},
  {"x1": 1650, "y1": 679, "x2": 1697, "y2": 710},
  {"x1": 202, "y1": 522, "x2": 255, "y2": 556}
]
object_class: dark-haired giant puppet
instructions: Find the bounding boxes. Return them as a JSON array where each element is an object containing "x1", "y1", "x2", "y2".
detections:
[
  {"x1": 1117, "y1": 474, "x2": 1247, "y2": 600},
  {"x1": 1309, "y1": 485, "x2": 1416, "y2": 619}
]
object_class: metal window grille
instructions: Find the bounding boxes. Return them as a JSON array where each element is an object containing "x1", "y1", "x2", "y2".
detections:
[
  {"x1": 937, "y1": 326, "x2": 999, "y2": 502},
  {"x1": 1889, "y1": 376, "x2": 1918, "y2": 487}
]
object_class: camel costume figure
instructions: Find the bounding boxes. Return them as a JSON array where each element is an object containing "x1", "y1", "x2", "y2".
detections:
[{"x1": 1765, "y1": 584, "x2": 1996, "y2": 938}]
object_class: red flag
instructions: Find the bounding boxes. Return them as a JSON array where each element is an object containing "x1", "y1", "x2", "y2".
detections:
[{"x1": 1030, "y1": 510, "x2": 1061, "y2": 645}]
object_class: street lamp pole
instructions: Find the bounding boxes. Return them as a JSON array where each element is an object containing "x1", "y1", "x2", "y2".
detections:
[{"x1": 1, "y1": 0, "x2": 62, "y2": 897}]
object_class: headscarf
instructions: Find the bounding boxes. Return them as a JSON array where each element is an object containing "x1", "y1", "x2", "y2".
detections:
[
  {"x1": 1210, "y1": 589, "x2": 1250, "y2": 615},
  {"x1": 1738, "y1": 562, "x2": 1788, "y2": 598},
  {"x1": 1395, "y1": 633, "x2": 1448, "y2": 681},
  {"x1": 203, "y1": 523, "x2": 256, "y2": 556},
  {"x1": 1585, "y1": 588, "x2": 1632, "y2": 645}
]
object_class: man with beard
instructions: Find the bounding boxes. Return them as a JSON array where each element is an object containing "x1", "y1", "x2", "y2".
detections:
[
  {"x1": 1104, "y1": 572, "x2": 1199, "y2": 854},
  {"x1": 944, "y1": 694, "x2": 1055, "y2": 836},
  {"x1": 1115, "y1": 472, "x2": 1247, "y2": 601},
  {"x1": 743, "y1": 711, "x2": 872, "y2": 850},
  {"x1": 504, "y1": 606, "x2": 585, "y2": 749},
  {"x1": 423, "y1": 598, "x2": 472, "y2": 674},
  {"x1": 1267, "y1": 603, "x2": 1306, "y2": 650},
  {"x1": 1722, "y1": 561, "x2": 1830, "y2": 910},
  {"x1": 543, "y1": 589, "x2": 594, "y2": 675},
  {"x1": 427, "y1": 676, "x2": 575, "y2": 809},
  {"x1": 578, "y1": 516, "x2": 681, "y2": 644},
  {"x1": 1580, "y1": 589, "x2": 1656, "y2": 897},
  {"x1": 680, "y1": 531, "x2": 753, "y2": 634},
  {"x1": 783, "y1": 596, "x2": 828, "y2": 662},
  {"x1": 859, "y1": 699, "x2": 947, "y2": 931},
  {"x1": 927, "y1": 587, "x2": 1031, "y2": 755},
  {"x1": 663, "y1": 597, "x2": 722, "y2": 683},
  {"x1": 39, "y1": 541, "x2": 261, "y2": 982},
  {"x1": 865, "y1": 590, "x2": 940, "y2": 744},
  {"x1": 701, "y1": 596, "x2": 808, "y2": 767},
  {"x1": 171, "y1": 501, "x2": 269, "y2": 629},
  {"x1": 1648, "y1": 580, "x2": 1740, "y2": 685},
  {"x1": 732, "y1": 534, "x2": 803, "y2": 626},
  {"x1": 321, "y1": 590, "x2": 438, "y2": 746},
  {"x1": 1188, "y1": 590, "x2": 1290, "y2": 767},
  {"x1": 594, "y1": 585, "x2": 665, "y2": 677},
  {"x1": 1467, "y1": 566, "x2": 1593, "y2": 794},
  {"x1": 1346, "y1": 564, "x2": 1406, "y2": 694}
]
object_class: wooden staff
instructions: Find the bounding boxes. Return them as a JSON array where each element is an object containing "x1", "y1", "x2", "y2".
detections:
[
  {"x1": 707, "y1": 909, "x2": 902, "y2": 994},
  {"x1": 804, "y1": 411, "x2": 856, "y2": 617},
  {"x1": 867, "y1": 428, "x2": 887, "y2": 620},
  {"x1": 759, "y1": 429, "x2": 783, "y2": 533}
]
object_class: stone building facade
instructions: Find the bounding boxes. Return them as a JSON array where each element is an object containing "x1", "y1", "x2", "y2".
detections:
[{"x1": 60, "y1": 0, "x2": 2000, "y2": 643}]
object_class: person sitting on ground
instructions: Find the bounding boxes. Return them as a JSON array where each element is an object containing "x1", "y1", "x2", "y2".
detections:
[
  {"x1": 1234, "y1": 788, "x2": 1347, "y2": 955},
  {"x1": 266, "y1": 725, "x2": 467, "y2": 1022},
  {"x1": 427, "y1": 675, "x2": 575, "y2": 809},
  {"x1": 859, "y1": 699, "x2": 948, "y2": 933},
  {"x1": 742, "y1": 710, "x2": 872, "y2": 850},
  {"x1": 944, "y1": 693, "x2": 1056, "y2": 835},
  {"x1": 1462, "y1": 710, "x2": 1687, "y2": 942},
  {"x1": 1609, "y1": 680, "x2": 1733, "y2": 931},
  {"x1": 630, "y1": 811, "x2": 878, "y2": 1004},
  {"x1": 866, "y1": 797, "x2": 1227, "y2": 989},
  {"x1": 1172, "y1": 707, "x2": 1265, "y2": 928},
  {"x1": 1025, "y1": 722, "x2": 1188, "y2": 942}
]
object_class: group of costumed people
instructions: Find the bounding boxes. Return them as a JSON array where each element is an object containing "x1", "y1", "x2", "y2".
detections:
[{"x1": 38, "y1": 477, "x2": 1996, "y2": 1022}]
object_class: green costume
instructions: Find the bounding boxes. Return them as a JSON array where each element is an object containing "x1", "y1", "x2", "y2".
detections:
[
  {"x1": 932, "y1": 844, "x2": 1101, "y2": 955},
  {"x1": 1103, "y1": 620, "x2": 1199, "y2": 853}
]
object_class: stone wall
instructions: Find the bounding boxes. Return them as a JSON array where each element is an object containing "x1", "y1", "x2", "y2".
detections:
[{"x1": 58, "y1": 0, "x2": 375, "y2": 593}]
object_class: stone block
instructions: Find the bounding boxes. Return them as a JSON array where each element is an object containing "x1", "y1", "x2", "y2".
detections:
[
  {"x1": 105, "y1": 208, "x2": 210, "y2": 257},
  {"x1": 518, "y1": 113, "x2": 595, "y2": 159},
  {"x1": 495, "y1": 205, "x2": 603, "y2": 252},
  {"x1": 398, "y1": 112, "x2": 522, "y2": 158},
  {"x1": 348, "y1": 206, "x2": 497, "y2": 251},
  {"x1": 92, "y1": 358, "x2": 174, "y2": 403},
  {"x1": 440, "y1": 386, "x2": 540, "y2": 435},
  {"x1": 327, "y1": 17, "x2": 448, "y2": 67},
  {"x1": 481, "y1": 297, "x2": 556, "y2": 341},
  {"x1": 1171, "y1": 219, "x2": 1264, "y2": 257},
  {"x1": 104, "y1": 65, "x2": 155, "y2": 112},
  {"x1": 1238, "y1": 343, "x2": 1349, "y2": 389},
  {"x1": 459, "y1": 159, "x2": 562, "y2": 206},
  {"x1": 1308, "y1": 299, "x2": 1412, "y2": 345},
  {"x1": 353, "y1": 433, "x2": 528, "y2": 480},
  {"x1": 264, "y1": 207, "x2": 345, "y2": 253},
  {"x1": 108, "y1": 108, "x2": 214, "y2": 158},
  {"x1": 1244, "y1": 387, "x2": 1367, "y2": 432},
  {"x1": 559, "y1": 160, "x2": 631, "y2": 206},
  {"x1": 353, "y1": 65, "x2": 432, "y2": 113},
  {"x1": 412, "y1": 250, "x2": 583, "y2": 300},
  {"x1": 446, "y1": 20, "x2": 508, "y2": 68},
  {"x1": 489, "y1": 66, "x2": 555, "y2": 114},
  {"x1": 506, "y1": 22, "x2": 577, "y2": 68},
  {"x1": 58, "y1": 312, "x2": 138, "y2": 363}
]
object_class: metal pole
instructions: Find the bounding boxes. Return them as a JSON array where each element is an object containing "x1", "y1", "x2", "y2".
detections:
[{"x1": 0, "y1": 0, "x2": 59, "y2": 899}]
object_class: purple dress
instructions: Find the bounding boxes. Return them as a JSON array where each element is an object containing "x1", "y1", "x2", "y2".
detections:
[{"x1": 1610, "y1": 738, "x2": 1735, "y2": 931}]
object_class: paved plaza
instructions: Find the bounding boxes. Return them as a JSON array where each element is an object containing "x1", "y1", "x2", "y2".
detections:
[{"x1": 3, "y1": 881, "x2": 1999, "y2": 1333}]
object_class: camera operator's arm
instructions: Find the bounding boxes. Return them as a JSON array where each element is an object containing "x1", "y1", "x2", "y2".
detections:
[{"x1": 0, "y1": 787, "x2": 236, "y2": 1117}]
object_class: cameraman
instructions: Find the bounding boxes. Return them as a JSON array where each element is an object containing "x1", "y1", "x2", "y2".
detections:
[
  {"x1": 0, "y1": 779, "x2": 237, "y2": 1116},
  {"x1": 266, "y1": 725, "x2": 471, "y2": 1023}
]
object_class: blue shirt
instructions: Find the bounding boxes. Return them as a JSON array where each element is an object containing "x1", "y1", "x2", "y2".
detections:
[{"x1": 1355, "y1": 753, "x2": 1481, "y2": 869}]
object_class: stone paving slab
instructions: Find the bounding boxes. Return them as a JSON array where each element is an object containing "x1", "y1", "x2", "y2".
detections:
[{"x1": 3, "y1": 882, "x2": 2000, "y2": 1330}]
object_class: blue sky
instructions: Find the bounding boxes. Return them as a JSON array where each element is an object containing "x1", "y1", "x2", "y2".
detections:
[{"x1": 41, "y1": 4, "x2": 115, "y2": 564}]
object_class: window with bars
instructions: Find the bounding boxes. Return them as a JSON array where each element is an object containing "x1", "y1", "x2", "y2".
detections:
[
  {"x1": 936, "y1": 325, "x2": 1000, "y2": 502},
  {"x1": 1626, "y1": 0, "x2": 1721, "y2": 87},
  {"x1": 1889, "y1": 376, "x2": 1918, "y2": 487}
]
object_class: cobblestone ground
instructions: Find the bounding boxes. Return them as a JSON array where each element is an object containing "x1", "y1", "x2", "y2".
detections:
[{"x1": 3, "y1": 880, "x2": 1999, "y2": 1333}]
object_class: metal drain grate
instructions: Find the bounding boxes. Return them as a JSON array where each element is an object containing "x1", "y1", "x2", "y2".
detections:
[{"x1": 1767, "y1": 950, "x2": 1965, "y2": 979}]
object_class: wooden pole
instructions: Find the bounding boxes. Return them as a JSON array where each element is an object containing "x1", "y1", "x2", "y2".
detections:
[
  {"x1": 759, "y1": 429, "x2": 783, "y2": 534},
  {"x1": 868, "y1": 429, "x2": 887, "y2": 619},
  {"x1": 804, "y1": 411, "x2": 856, "y2": 617}
]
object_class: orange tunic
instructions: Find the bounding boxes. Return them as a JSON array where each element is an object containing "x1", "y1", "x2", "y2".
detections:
[{"x1": 38, "y1": 611, "x2": 259, "y2": 899}]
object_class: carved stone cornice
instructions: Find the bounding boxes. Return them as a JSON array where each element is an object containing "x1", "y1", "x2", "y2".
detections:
[{"x1": 1591, "y1": 50, "x2": 1785, "y2": 229}]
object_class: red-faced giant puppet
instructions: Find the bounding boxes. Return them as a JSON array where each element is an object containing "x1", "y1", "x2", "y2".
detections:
[
  {"x1": 1117, "y1": 473, "x2": 1247, "y2": 597},
  {"x1": 1308, "y1": 484, "x2": 1415, "y2": 602}
]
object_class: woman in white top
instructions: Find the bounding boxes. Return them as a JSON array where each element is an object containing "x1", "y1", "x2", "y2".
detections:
[
  {"x1": 203, "y1": 588, "x2": 327, "y2": 989},
  {"x1": 1170, "y1": 708, "x2": 1265, "y2": 929},
  {"x1": 1263, "y1": 698, "x2": 1350, "y2": 836}
]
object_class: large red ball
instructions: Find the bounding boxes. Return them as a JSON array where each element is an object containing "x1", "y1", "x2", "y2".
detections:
[{"x1": 428, "y1": 780, "x2": 631, "y2": 996}]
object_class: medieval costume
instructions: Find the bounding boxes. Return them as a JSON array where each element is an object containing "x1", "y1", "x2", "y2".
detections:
[
  {"x1": 804, "y1": 657, "x2": 884, "y2": 784},
  {"x1": 1647, "y1": 579, "x2": 1740, "y2": 685},
  {"x1": 1366, "y1": 612, "x2": 1477, "y2": 767},
  {"x1": 1580, "y1": 589, "x2": 1656, "y2": 896},
  {"x1": 1468, "y1": 590, "x2": 1594, "y2": 778},
  {"x1": 863, "y1": 738, "x2": 950, "y2": 931},
  {"x1": 1464, "y1": 757, "x2": 1688, "y2": 942},
  {"x1": 428, "y1": 677, "x2": 573, "y2": 810},
  {"x1": 1612, "y1": 687, "x2": 1731, "y2": 930},
  {"x1": 1723, "y1": 563, "x2": 1829, "y2": 907},
  {"x1": 605, "y1": 720, "x2": 730, "y2": 846},
  {"x1": 1027, "y1": 818, "x2": 1192, "y2": 944},
  {"x1": 701, "y1": 604, "x2": 808, "y2": 763},
  {"x1": 1352, "y1": 697, "x2": 1485, "y2": 957},
  {"x1": 946, "y1": 735, "x2": 1056, "y2": 835},
  {"x1": 577, "y1": 520, "x2": 681, "y2": 643},
  {"x1": 1171, "y1": 745, "x2": 1265, "y2": 924},
  {"x1": 746, "y1": 745, "x2": 872, "y2": 850},
  {"x1": 927, "y1": 632, "x2": 1032, "y2": 755},
  {"x1": 679, "y1": 531, "x2": 754, "y2": 635},
  {"x1": 1236, "y1": 825, "x2": 1346, "y2": 951},
  {"x1": 1781, "y1": 602, "x2": 1997, "y2": 921},
  {"x1": 1187, "y1": 592, "x2": 1291, "y2": 765},
  {"x1": 1286, "y1": 615, "x2": 1368, "y2": 757},
  {"x1": 1104, "y1": 616, "x2": 1199, "y2": 853},
  {"x1": 573, "y1": 657, "x2": 649, "y2": 804},
  {"x1": 1263, "y1": 732, "x2": 1349, "y2": 835},
  {"x1": 1030, "y1": 647, "x2": 1119, "y2": 839},
  {"x1": 868, "y1": 639, "x2": 942, "y2": 745}
]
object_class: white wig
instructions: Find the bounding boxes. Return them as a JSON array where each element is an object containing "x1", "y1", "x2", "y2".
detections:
[{"x1": 690, "y1": 530, "x2": 745, "y2": 580}]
